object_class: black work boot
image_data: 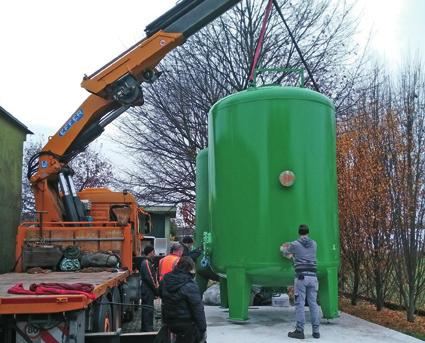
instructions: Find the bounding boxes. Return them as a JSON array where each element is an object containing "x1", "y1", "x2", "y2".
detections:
[
  {"x1": 313, "y1": 332, "x2": 320, "y2": 339},
  {"x1": 288, "y1": 330, "x2": 305, "y2": 339}
]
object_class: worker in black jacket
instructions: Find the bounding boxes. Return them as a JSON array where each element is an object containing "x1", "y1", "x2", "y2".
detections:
[
  {"x1": 140, "y1": 245, "x2": 158, "y2": 332},
  {"x1": 160, "y1": 256, "x2": 207, "y2": 343},
  {"x1": 180, "y1": 236, "x2": 202, "y2": 262}
]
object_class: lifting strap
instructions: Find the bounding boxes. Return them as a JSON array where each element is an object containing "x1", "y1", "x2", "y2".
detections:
[
  {"x1": 271, "y1": 0, "x2": 320, "y2": 92},
  {"x1": 247, "y1": 0, "x2": 320, "y2": 92},
  {"x1": 248, "y1": 0, "x2": 274, "y2": 84}
]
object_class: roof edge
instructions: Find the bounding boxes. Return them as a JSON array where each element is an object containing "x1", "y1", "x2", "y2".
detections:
[{"x1": 0, "y1": 106, "x2": 33, "y2": 134}]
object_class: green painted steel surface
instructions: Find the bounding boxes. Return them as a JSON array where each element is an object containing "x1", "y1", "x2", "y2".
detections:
[
  {"x1": 195, "y1": 149, "x2": 209, "y2": 249},
  {"x1": 195, "y1": 149, "x2": 224, "y2": 300},
  {"x1": 208, "y1": 86, "x2": 339, "y2": 320},
  {"x1": 0, "y1": 117, "x2": 27, "y2": 274}
]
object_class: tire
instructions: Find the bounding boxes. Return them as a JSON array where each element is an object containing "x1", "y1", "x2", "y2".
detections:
[
  {"x1": 94, "y1": 294, "x2": 113, "y2": 332},
  {"x1": 111, "y1": 287, "x2": 122, "y2": 331}
]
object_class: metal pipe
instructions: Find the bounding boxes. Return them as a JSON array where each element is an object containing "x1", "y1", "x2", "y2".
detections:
[
  {"x1": 99, "y1": 106, "x2": 129, "y2": 128},
  {"x1": 67, "y1": 174, "x2": 86, "y2": 220},
  {"x1": 59, "y1": 172, "x2": 79, "y2": 222}
]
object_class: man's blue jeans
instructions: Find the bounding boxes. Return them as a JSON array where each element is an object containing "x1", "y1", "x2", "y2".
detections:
[{"x1": 294, "y1": 275, "x2": 320, "y2": 333}]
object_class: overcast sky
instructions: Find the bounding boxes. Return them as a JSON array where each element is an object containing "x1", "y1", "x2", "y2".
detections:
[
  {"x1": 0, "y1": 0, "x2": 424, "y2": 142},
  {"x1": 0, "y1": 0, "x2": 176, "y2": 137}
]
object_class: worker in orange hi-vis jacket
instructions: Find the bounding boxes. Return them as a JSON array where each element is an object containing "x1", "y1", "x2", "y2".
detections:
[{"x1": 158, "y1": 244, "x2": 184, "y2": 282}]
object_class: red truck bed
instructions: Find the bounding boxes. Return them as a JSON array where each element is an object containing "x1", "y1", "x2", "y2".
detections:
[{"x1": 0, "y1": 271, "x2": 129, "y2": 314}]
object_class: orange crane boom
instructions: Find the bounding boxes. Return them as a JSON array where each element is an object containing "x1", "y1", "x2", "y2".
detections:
[{"x1": 27, "y1": 0, "x2": 241, "y2": 222}]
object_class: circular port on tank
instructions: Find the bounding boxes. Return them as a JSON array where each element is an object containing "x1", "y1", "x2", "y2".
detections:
[{"x1": 279, "y1": 170, "x2": 295, "y2": 187}]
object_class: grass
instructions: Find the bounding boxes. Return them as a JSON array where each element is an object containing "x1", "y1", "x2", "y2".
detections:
[{"x1": 405, "y1": 332, "x2": 425, "y2": 341}]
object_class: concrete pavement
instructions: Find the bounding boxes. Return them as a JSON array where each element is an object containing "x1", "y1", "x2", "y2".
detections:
[{"x1": 205, "y1": 305, "x2": 422, "y2": 342}]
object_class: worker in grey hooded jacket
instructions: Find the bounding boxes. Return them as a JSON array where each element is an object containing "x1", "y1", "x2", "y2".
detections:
[{"x1": 281, "y1": 224, "x2": 320, "y2": 340}]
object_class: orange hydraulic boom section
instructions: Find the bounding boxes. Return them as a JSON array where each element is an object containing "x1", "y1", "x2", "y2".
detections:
[{"x1": 31, "y1": 31, "x2": 183, "y2": 222}]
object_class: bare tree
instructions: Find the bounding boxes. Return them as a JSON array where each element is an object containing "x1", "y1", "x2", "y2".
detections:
[
  {"x1": 21, "y1": 140, "x2": 42, "y2": 220},
  {"x1": 383, "y1": 59, "x2": 425, "y2": 322},
  {"x1": 338, "y1": 61, "x2": 425, "y2": 319},
  {"x1": 337, "y1": 118, "x2": 373, "y2": 306},
  {"x1": 70, "y1": 148, "x2": 114, "y2": 192},
  {"x1": 115, "y1": 0, "x2": 365, "y2": 206},
  {"x1": 361, "y1": 71, "x2": 396, "y2": 312},
  {"x1": 339, "y1": 67, "x2": 395, "y2": 310}
]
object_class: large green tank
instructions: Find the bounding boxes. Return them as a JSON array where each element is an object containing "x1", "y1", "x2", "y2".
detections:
[
  {"x1": 195, "y1": 149, "x2": 217, "y2": 289},
  {"x1": 207, "y1": 85, "x2": 339, "y2": 321},
  {"x1": 195, "y1": 149, "x2": 209, "y2": 251},
  {"x1": 195, "y1": 149, "x2": 227, "y2": 305}
]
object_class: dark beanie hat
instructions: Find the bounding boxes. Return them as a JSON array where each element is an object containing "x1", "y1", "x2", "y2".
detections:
[
  {"x1": 182, "y1": 236, "x2": 194, "y2": 244},
  {"x1": 144, "y1": 245, "x2": 154, "y2": 256},
  {"x1": 298, "y1": 224, "x2": 309, "y2": 235}
]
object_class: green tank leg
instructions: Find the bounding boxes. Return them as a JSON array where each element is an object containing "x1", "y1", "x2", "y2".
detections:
[
  {"x1": 226, "y1": 268, "x2": 250, "y2": 321},
  {"x1": 318, "y1": 266, "x2": 339, "y2": 319},
  {"x1": 219, "y1": 277, "x2": 228, "y2": 308}
]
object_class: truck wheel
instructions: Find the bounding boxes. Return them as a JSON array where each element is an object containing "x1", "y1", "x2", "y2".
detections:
[
  {"x1": 94, "y1": 294, "x2": 113, "y2": 332},
  {"x1": 111, "y1": 287, "x2": 122, "y2": 331}
]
